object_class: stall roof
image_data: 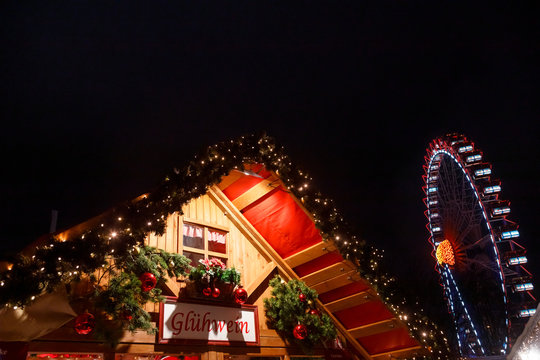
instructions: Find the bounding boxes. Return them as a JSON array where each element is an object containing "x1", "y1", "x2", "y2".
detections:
[{"x1": 211, "y1": 165, "x2": 424, "y2": 359}]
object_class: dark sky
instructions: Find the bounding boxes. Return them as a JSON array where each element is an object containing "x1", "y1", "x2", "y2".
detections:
[{"x1": 1, "y1": 1, "x2": 539, "y2": 318}]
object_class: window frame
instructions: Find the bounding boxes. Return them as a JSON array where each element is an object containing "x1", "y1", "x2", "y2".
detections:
[{"x1": 180, "y1": 218, "x2": 229, "y2": 266}]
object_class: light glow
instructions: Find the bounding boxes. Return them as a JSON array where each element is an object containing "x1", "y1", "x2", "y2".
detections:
[
  {"x1": 518, "y1": 348, "x2": 540, "y2": 360},
  {"x1": 436, "y1": 240, "x2": 455, "y2": 266},
  {"x1": 484, "y1": 185, "x2": 501, "y2": 194},
  {"x1": 466, "y1": 154, "x2": 482, "y2": 163},
  {"x1": 474, "y1": 168, "x2": 492, "y2": 177},
  {"x1": 507, "y1": 256, "x2": 527, "y2": 266},
  {"x1": 514, "y1": 283, "x2": 534, "y2": 292},
  {"x1": 492, "y1": 207, "x2": 510, "y2": 216},
  {"x1": 519, "y1": 308, "x2": 536, "y2": 318},
  {"x1": 501, "y1": 230, "x2": 520, "y2": 239}
]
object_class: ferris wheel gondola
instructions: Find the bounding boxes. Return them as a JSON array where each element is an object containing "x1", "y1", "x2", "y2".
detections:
[{"x1": 423, "y1": 133, "x2": 536, "y2": 357}]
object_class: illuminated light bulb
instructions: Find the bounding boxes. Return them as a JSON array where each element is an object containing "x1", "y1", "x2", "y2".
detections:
[
  {"x1": 111, "y1": 232, "x2": 117, "y2": 237},
  {"x1": 31, "y1": 296, "x2": 35, "y2": 300}
]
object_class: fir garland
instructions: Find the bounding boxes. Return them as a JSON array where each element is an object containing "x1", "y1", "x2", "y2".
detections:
[
  {"x1": 0, "y1": 133, "x2": 452, "y2": 357},
  {"x1": 71, "y1": 245, "x2": 191, "y2": 346},
  {"x1": 264, "y1": 276, "x2": 336, "y2": 354}
]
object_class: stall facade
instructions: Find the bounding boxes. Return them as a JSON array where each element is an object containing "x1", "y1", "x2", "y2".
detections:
[{"x1": 0, "y1": 135, "x2": 444, "y2": 360}]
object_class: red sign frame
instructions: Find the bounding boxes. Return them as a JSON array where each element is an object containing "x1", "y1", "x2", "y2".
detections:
[{"x1": 158, "y1": 297, "x2": 260, "y2": 346}]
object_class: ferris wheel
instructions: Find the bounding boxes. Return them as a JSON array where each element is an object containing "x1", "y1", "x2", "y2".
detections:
[{"x1": 422, "y1": 133, "x2": 536, "y2": 357}]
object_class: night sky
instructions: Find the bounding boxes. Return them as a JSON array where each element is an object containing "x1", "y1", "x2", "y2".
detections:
[{"x1": 1, "y1": 2, "x2": 539, "y2": 322}]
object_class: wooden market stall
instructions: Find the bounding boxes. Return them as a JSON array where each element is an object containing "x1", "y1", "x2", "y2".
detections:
[{"x1": 0, "y1": 135, "x2": 444, "y2": 360}]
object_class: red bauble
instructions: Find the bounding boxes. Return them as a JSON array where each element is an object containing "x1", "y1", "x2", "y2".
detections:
[
  {"x1": 293, "y1": 324, "x2": 308, "y2": 340},
  {"x1": 298, "y1": 293, "x2": 306, "y2": 302},
  {"x1": 139, "y1": 272, "x2": 157, "y2": 292},
  {"x1": 309, "y1": 309, "x2": 320, "y2": 316},
  {"x1": 74, "y1": 312, "x2": 95, "y2": 335},
  {"x1": 234, "y1": 287, "x2": 248, "y2": 304},
  {"x1": 122, "y1": 309, "x2": 133, "y2": 321},
  {"x1": 212, "y1": 287, "x2": 221, "y2": 298},
  {"x1": 202, "y1": 287, "x2": 212, "y2": 296}
]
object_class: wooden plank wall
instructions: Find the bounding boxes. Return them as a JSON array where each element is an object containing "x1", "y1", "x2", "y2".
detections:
[{"x1": 144, "y1": 194, "x2": 271, "y2": 298}]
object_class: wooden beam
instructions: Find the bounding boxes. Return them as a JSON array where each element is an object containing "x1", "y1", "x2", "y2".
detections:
[
  {"x1": 207, "y1": 187, "x2": 277, "y2": 265},
  {"x1": 217, "y1": 170, "x2": 245, "y2": 190},
  {"x1": 245, "y1": 262, "x2": 278, "y2": 304},
  {"x1": 162, "y1": 276, "x2": 181, "y2": 297},
  {"x1": 371, "y1": 345, "x2": 424, "y2": 359},
  {"x1": 231, "y1": 174, "x2": 279, "y2": 211},
  {"x1": 312, "y1": 269, "x2": 361, "y2": 294},
  {"x1": 302, "y1": 261, "x2": 357, "y2": 287},
  {"x1": 349, "y1": 318, "x2": 403, "y2": 338},
  {"x1": 207, "y1": 185, "x2": 373, "y2": 360},
  {"x1": 284, "y1": 241, "x2": 337, "y2": 268},
  {"x1": 208, "y1": 186, "x2": 298, "y2": 279},
  {"x1": 324, "y1": 290, "x2": 377, "y2": 313}
]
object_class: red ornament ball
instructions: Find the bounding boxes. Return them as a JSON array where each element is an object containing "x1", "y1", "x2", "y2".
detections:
[
  {"x1": 139, "y1": 272, "x2": 157, "y2": 292},
  {"x1": 293, "y1": 324, "x2": 308, "y2": 340},
  {"x1": 298, "y1": 293, "x2": 307, "y2": 302},
  {"x1": 74, "y1": 312, "x2": 95, "y2": 335},
  {"x1": 212, "y1": 287, "x2": 221, "y2": 298},
  {"x1": 309, "y1": 309, "x2": 320, "y2": 316},
  {"x1": 234, "y1": 287, "x2": 248, "y2": 304},
  {"x1": 203, "y1": 287, "x2": 212, "y2": 297},
  {"x1": 122, "y1": 309, "x2": 133, "y2": 321}
]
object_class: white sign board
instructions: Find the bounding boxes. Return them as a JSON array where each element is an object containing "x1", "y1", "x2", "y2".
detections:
[{"x1": 159, "y1": 300, "x2": 259, "y2": 345}]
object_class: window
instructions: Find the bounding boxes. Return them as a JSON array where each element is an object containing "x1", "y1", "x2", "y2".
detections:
[{"x1": 181, "y1": 221, "x2": 228, "y2": 267}]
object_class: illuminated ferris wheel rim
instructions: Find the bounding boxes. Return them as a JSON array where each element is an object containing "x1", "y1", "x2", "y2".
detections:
[{"x1": 423, "y1": 135, "x2": 517, "y2": 355}]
